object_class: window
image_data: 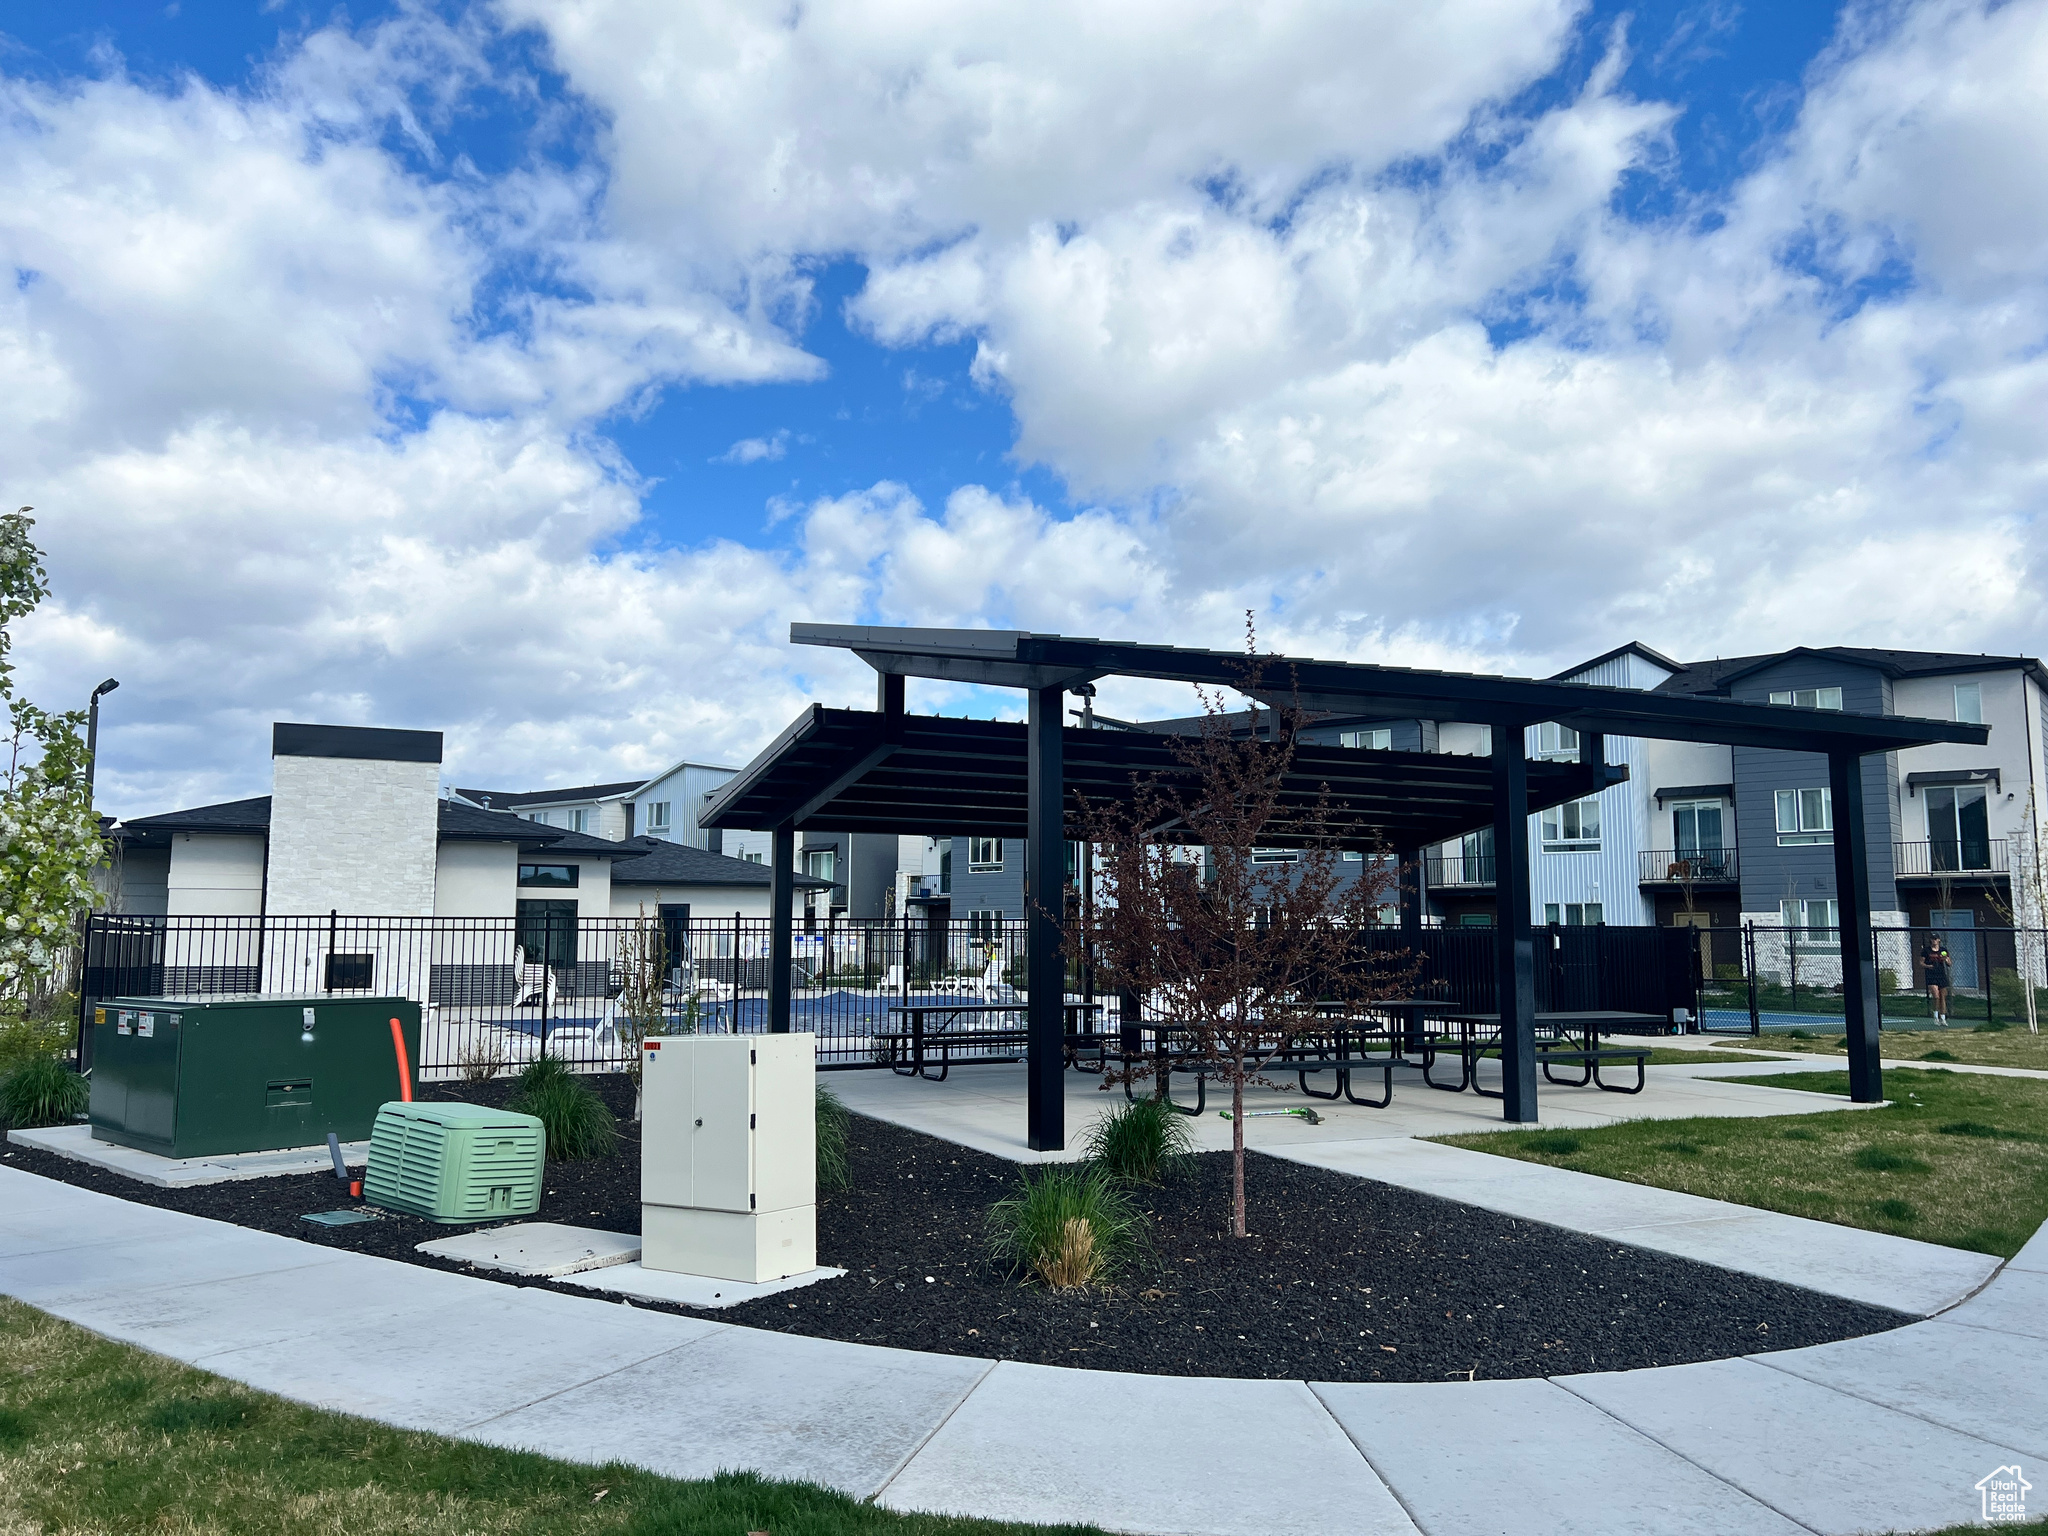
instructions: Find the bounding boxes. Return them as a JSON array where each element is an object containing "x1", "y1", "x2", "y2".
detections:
[
  {"x1": 645, "y1": 801, "x2": 671, "y2": 832},
  {"x1": 969, "y1": 837, "x2": 1003, "y2": 871},
  {"x1": 802, "y1": 848, "x2": 837, "y2": 885},
  {"x1": 1477, "y1": 725, "x2": 1493, "y2": 756},
  {"x1": 742, "y1": 851, "x2": 763, "y2": 864},
  {"x1": 1340, "y1": 728, "x2": 1392, "y2": 751},
  {"x1": 323, "y1": 953, "x2": 373, "y2": 989},
  {"x1": 1769, "y1": 687, "x2": 1844, "y2": 711},
  {"x1": 1342, "y1": 848, "x2": 1363, "y2": 862},
  {"x1": 1954, "y1": 682, "x2": 1984, "y2": 725},
  {"x1": 518, "y1": 863, "x2": 578, "y2": 888},
  {"x1": 940, "y1": 844, "x2": 952, "y2": 894},
  {"x1": 1535, "y1": 722, "x2": 1579, "y2": 759},
  {"x1": 1672, "y1": 800, "x2": 1725, "y2": 853},
  {"x1": 1926, "y1": 785, "x2": 1991, "y2": 870},
  {"x1": 1541, "y1": 796, "x2": 1601, "y2": 851},
  {"x1": 1775, "y1": 787, "x2": 1833, "y2": 844},
  {"x1": 528, "y1": 810, "x2": 548, "y2": 825},
  {"x1": 1457, "y1": 912, "x2": 1495, "y2": 927},
  {"x1": 1251, "y1": 848, "x2": 1301, "y2": 863},
  {"x1": 968, "y1": 909, "x2": 1002, "y2": 943},
  {"x1": 1543, "y1": 902, "x2": 1603, "y2": 925},
  {"x1": 569, "y1": 808, "x2": 591, "y2": 833},
  {"x1": 1780, "y1": 898, "x2": 1839, "y2": 941}
]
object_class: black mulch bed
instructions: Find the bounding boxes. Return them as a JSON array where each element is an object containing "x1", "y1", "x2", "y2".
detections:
[{"x1": 5, "y1": 1073, "x2": 1911, "y2": 1383}]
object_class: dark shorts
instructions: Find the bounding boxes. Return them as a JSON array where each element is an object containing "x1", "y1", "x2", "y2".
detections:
[{"x1": 1926, "y1": 965, "x2": 1951, "y2": 987}]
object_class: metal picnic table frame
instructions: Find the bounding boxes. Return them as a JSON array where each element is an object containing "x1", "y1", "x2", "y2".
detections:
[
  {"x1": 883, "y1": 999, "x2": 1106, "y2": 1082},
  {"x1": 1425, "y1": 1009, "x2": 1667, "y2": 1097}
]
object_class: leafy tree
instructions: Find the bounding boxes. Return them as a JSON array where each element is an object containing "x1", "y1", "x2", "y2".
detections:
[
  {"x1": 1072, "y1": 622, "x2": 1410, "y2": 1237},
  {"x1": 0, "y1": 509, "x2": 105, "y2": 1009}
]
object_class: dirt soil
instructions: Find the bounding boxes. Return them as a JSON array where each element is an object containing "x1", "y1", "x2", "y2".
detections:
[{"x1": 3, "y1": 1072, "x2": 1910, "y2": 1383}]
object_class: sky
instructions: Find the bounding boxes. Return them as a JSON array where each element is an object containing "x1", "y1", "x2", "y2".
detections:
[{"x1": 3, "y1": 0, "x2": 2045, "y2": 816}]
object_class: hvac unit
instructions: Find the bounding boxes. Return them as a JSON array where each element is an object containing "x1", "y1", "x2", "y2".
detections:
[
  {"x1": 641, "y1": 1033, "x2": 815, "y2": 1282},
  {"x1": 364, "y1": 1101, "x2": 545, "y2": 1224},
  {"x1": 88, "y1": 995, "x2": 419, "y2": 1160}
]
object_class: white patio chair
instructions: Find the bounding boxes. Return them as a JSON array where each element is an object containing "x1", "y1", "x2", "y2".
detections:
[{"x1": 514, "y1": 946, "x2": 557, "y2": 1010}]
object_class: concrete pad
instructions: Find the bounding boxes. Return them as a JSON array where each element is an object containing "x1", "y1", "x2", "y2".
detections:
[
  {"x1": 1759, "y1": 1319, "x2": 2048, "y2": 1461},
  {"x1": 2009, "y1": 1215, "x2": 2048, "y2": 1275},
  {"x1": 1311, "y1": 1377, "x2": 1805, "y2": 1536},
  {"x1": 0, "y1": 1223, "x2": 347, "y2": 1310},
  {"x1": 560, "y1": 1260, "x2": 845, "y2": 1309},
  {"x1": 880, "y1": 1360, "x2": 1414, "y2": 1536},
  {"x1": 470, "y1": 1325, "x2": 989, "y2": 1497},
  {"x1": 1561, "y1": 1354, "x2": 2029, "y2": 1535},
  {"x1": 416, "y1": 1223, "x2": 641, "y2": 1279},
  {"x1": 198, "y1": 1281, "x2": 723, "y2": 1434},
  {"x1": 9, "y1": 1124, "x2": 369, "y2": 1187}
]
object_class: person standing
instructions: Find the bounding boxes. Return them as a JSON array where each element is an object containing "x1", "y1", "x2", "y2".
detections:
[{"x1": 1923, "y1": 933, "x2": 1952, "y2": 1025}]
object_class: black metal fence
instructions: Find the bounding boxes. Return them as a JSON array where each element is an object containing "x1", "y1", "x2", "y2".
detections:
[
  {"x1": 78, "y1": 912, "x2": 1045, "y2": 1076},
  {"x1": 1695, "y1": 922, "x2": 2047, "y2": 1035},
  {"x1": 78, "y1": 911, "x2": 1711, "y2": 1076}
]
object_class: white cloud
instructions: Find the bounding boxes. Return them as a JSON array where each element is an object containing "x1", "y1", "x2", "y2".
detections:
[
  {"x1": 10, "y1": 0, "x2": 2048, "y2": 826},
  {"x1": 714, "y1": 431, "x2": 790, "y2": 465}
]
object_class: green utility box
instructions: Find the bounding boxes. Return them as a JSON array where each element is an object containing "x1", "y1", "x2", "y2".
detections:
[
  {"x1": 363, "y1": 1101, "x2": 545, "y2": 1223},
  {"x1": 89, "y1": 995, "x2": 421, "y2": 1160}
]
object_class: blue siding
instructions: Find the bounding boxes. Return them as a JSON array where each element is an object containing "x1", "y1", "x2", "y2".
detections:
[
  {"x1": 949, "y1": 837, "x2": 1027, "y2": 920},
  {"x1": 1729, "y1": 658, "x2": 1900, "y2": 912}
]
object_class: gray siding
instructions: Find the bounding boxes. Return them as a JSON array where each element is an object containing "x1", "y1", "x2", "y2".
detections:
[
  {"x1": 1730, "y1": 658, "x2": 1900, "y2": 912},
  {"x1": 949, "y1": 836, "x2": 1027, "y2": 920}
]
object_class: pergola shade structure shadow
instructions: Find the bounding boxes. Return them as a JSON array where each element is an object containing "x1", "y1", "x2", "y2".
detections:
[{"x1": 704, "y1": 625, "x2": 1989, "y2": 1151}]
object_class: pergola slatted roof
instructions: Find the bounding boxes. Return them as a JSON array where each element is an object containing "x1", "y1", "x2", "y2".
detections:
[
  {"x1": 792, "y1": 625, "x2": 1992, "y2": 754},
  {"x1": 702, "y1": 706, "x2": 1622, "y2": 847}
]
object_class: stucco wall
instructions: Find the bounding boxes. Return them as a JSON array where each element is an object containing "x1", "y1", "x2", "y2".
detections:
[
  {"x1": 166, "y1": 834, "x2": 265, "y2": 916},
  {"x1": 610, "y1": 883, "x2": 770, "y2": 919},
  {"x1": 433, "y1": 841, "x2": 519, "y2": 917},
  {"x1": 268, "y1": 754, "x2": 440, "y2": 917}
]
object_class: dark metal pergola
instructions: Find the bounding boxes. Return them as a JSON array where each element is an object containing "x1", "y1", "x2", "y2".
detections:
[{"x1": 704, "y1": 625, "x2": 1990, "y2": 1150}]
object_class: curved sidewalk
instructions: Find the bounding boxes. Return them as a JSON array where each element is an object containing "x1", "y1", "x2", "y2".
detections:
[{"x1": 2, "y1": 1164, "x2": 2040, "y2": 1536}]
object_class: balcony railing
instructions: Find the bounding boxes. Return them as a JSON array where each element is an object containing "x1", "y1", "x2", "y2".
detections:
[
  {"x1": 1424, "y1": 853, "x2": 1495, "y2": 887},
  {"x1": 1894, "y1": 839, "x2": 2008, "y2": 878},
  {"x1": 1638, "y1": 848, "x2": 1739, "y2": 885}
]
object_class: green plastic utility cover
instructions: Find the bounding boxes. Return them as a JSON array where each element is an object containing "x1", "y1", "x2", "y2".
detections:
[
  {"x1": 364, "y1": 1101, "x2": 545, "y2": 1225},
  {"x1": 88, "y1": 995, "x2": 420, "y2": 1160}
]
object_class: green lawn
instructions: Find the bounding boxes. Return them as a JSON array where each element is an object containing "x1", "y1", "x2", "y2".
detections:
[
  {"x1": 0, "y1": 1298, "x2": 1099, "y2": 1536},
  {"x1": 1713, "y1": 1026, "x2": 2048, "y2": 1071},
  {"x1": 1434, "y1": 1068, "x2": 2048, "y2": 1257}
]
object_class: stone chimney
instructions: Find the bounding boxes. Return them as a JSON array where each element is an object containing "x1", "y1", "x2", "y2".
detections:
[{"x1": 266, "y1": 723, "x2": 442, "y2": 917}]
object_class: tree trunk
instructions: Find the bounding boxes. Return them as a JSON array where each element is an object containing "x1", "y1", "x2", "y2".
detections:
[{"x1": 1230, "y1": 1070, "x2": 1246, "y2": 1237}]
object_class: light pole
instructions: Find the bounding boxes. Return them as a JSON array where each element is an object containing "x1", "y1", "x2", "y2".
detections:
[{"x1": 85, "y1": 678, "x2": 119, "y2": 801}]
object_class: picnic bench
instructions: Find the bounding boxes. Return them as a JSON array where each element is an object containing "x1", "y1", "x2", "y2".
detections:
[
  {"x1": 878, "y1": 1000, "x2": 1106, "y2": 1081},
  {"x1": 1424, "y1": 1010, "x2": 1665, "y2": 1096}
]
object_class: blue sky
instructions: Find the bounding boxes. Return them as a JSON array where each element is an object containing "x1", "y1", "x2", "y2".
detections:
[{"x1": 3, "y1": 0, "x2": 2043, "y2": 810}]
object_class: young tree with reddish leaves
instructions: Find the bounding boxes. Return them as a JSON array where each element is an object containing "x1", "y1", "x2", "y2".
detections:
[{"x1": 1072, "y1": 643, "x2": 1411, "y2": 1238}]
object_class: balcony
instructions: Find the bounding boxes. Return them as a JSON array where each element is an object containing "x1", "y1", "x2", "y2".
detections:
[
  {"x1": 1638, "y1": 848, "x2": 1739, "y2": 886},
  {"x1": 1894, "y1": 839, "x2": 2008, "y2": 878},
  {"x1": 1424, "y1": 853, "x2": 1495, "y2": 887}
]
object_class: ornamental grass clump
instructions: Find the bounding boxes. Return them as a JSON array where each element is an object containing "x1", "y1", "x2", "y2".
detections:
[
  {"x1": 985, "y1": 1165, "x2": 1146, "y2": 1291},
  {"x1": 506, "y1": 1056, "x2": 617, "y2": 1161},
  {"x1": 1082, "y1": 1096, "x2": 1195, "y2": 1184},
  {"x1": 815, "y1": 1083, "x2": 852, "y2": 1193},
  {"x1": 0, "y1": 1053, "x2": 87, "y2": 1128}
]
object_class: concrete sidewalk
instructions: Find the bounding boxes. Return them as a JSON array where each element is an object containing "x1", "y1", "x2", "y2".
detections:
[{"x1": 2, "y1": 1164, "x2": 2041, "y2": 1536}]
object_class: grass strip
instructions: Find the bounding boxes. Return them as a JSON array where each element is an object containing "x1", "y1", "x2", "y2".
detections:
[
  {"x1": 1711, "y1": 1027, "x2": 2048, "y2": 1071},
  {"x1": 0, "y1": 1297, "x2": 1101, "y2": 1536},
  {"x1": 1433, "y1": 1068, "x2": 2048, "y2": 1258}
]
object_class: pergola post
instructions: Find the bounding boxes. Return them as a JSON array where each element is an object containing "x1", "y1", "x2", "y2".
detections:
[
  {"x1": 1026, "y1": 684, "x2": 1066, "y2": 1151},
  {"x1": 1397, "y1": 845, "x2": 1425, "y2": 1052},
  {"x1": 1829, "y1": 750, "x2": 1883, "y2": 1103},
  {"x1": 1492, "y1": 725, "x2": 1539, "y2": 1121},
  {"x1": 769, "y1": 823, "x2": 795, "y2": 1035}
]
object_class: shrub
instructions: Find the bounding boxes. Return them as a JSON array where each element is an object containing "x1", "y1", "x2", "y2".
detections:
[
  {"x1": 1520, "y1": 1132, "x2": 1581, "y2": 1156},
  {"x1": 456, "y1": 1031, "x2": 507, "y2": 1083},
  {"x1": 986, "y1": 1165, "x2": 1146, "y2": 1291},
  {"x1": 0, "y1": 1054, "x2": 87, "y2": 1128},
  {"x1": 816, "y1": 1083, "x2": 851, "y2": 1194},
  {"x1": 0, "y1": 1015, "x2": 69, "y2": 1076},
  {"x1": 1082, "y1": 1096, "x2": 1195, "y2": 1184},
  {"x1": 506, "y1": 1057, "x2": 616, "y2": 1161}
]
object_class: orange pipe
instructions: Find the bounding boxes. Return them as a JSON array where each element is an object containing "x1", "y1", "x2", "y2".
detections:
[{"x1": 389, "y1": 1017, "x2": 413, "y2": 1102}]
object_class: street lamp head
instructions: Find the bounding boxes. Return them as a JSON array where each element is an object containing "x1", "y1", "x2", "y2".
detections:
[{"x1": 93, "y1": 678, "x2": 119, "y2": 699}]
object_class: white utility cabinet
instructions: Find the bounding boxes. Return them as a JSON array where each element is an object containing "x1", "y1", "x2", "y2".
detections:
[{"x1": 640, "y1": 1033, "x2": 816, "y2": 1282}]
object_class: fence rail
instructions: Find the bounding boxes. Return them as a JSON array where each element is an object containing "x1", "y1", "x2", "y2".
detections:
[{"x1": 1423, "y1": 853, "x2": 1495, "y2": 887}]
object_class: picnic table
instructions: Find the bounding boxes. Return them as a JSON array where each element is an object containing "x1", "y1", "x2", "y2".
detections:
[
  {"x1": 1425, "y1": 1010, "x2": 1667, "y2": 1096},
  {"x1": 880, "y1": 999, "x2": 1105, "y2": 1081}
]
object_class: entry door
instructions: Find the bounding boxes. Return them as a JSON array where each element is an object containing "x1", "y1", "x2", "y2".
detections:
[
  {"x1": 515, "y1": 899, "x2": 578, "y2": 970},
  {"x1": 1673, "y1": 802, "x2": 1726, "y2": 878},
  {"x1": 1929, "y1": 910, "x2": 1979, "y2": 990},
  {"x1": 1671, "y1": 910, "x2": 1713, "y2": 978}
]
